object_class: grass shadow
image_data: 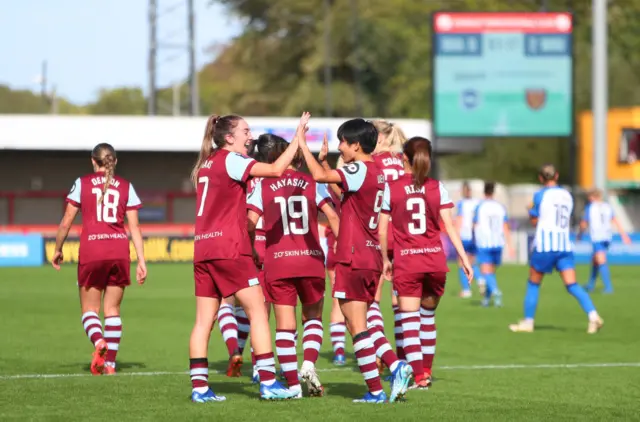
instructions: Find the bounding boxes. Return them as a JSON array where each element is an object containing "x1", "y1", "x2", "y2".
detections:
[{"x1": 60, "y1": 361, "x2": 147, "y2": 372}]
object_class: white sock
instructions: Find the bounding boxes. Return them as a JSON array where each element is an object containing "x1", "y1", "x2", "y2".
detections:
[{"x1": 193, "y1": 386, "x2": 209, "y2": 394}]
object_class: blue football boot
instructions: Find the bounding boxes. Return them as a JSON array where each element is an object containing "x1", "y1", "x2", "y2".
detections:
[
  {"x1": 259, "y1": 380, "x2": 299, "y2": 400},
  {"x1": 191, "y1": 388, "x2": 227, "y2": 403},
  {"x1": 389, "y1": 361, "x2": 413, "y2": 403},
  {"x1": 353, "y1": 390, "x2": 388, "y2": 403}
]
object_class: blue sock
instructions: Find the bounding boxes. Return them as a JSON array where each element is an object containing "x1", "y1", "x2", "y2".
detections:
[
  {"x1": 523, "y1": 280, "x2": 540, "y2": 319},
  {"x1": 483, "y1": 273, "x2": 496, "y2": 299},
  {"x1": 566, "y1": 283, "x2": 596, "y2": 314},
  {"x1": 473, "y1": 264, "x2": 481, "y2": 281},
  {"x1": 458, "y1": 267, "x2": 470, "y2": 291},
  {"x1": 587, "y1": 262, "x2": 599, "y2": 289},
  {"x1": 599, "y1": 264, "x2": 613, "y2": 292}
]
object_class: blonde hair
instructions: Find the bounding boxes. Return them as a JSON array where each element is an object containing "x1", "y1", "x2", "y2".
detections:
[
  {"x1": 373, "y1": 120, "x2": 407, "y2": 153},
  {"x1": 91, "y1": 143, "x2": 117, "y2": 205}
]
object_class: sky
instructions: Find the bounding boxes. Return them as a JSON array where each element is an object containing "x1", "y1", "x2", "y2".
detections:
[{"x1": 0, "y1": 0, "x2": 242, "y2": 104}]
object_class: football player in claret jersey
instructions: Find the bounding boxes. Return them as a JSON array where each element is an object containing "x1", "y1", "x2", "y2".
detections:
[
  {"x1": 52, "y1": 143, "x2": 147, "y2": 376},
  {"x1": 379, "y1": 136, "x2": 472, "y2": 390},
  {"x1": 455, "y1": 181, "x2": 481, "y2": 298},
  {"x1": 473, "y1": 182, "x2": 514, "y2": 308},
  {"x1": 509, "y1": 165, "x2": 604, "y2": 334},
  {"x1": 298, "y1": 118, "x2": 413, "y2": 404},
  {"x1": 188, "y1": 113, "x2": 309, "y2": 403},
  {"x1": 247, "y1": 135, "x2": 340, "y2": 398},
  {"x1": 370, "y1": 120, "x2": 408, "y2": 367},
  {"x1": 579, "y1": 188, "x2": 631, "y2": 293}
]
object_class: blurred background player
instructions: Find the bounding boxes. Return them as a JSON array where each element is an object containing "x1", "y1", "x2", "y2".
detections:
[
  {"x1": 379, "y1": 136, "x2": 472, "y2": 390},
  {"x1": 52, "y1": 143, "x2": 147, "y2": 376},
  {"x1": 509, "y1": 165, "x2": 604, "y2": 334},
  {"x1": 455, "y1": 181, "x2": 481, "y2": 298},
  {"x1": 370, "y1": 119, "x2": 408, "y2": 367},
  {"x1": 579, "y1": 188, "x2": 631, "y2": 293},
  {"x1": 473, "y1": 182, "x2": 514, "y2": 307},
  {"x1": 247, "y1": 134, "x2": 340, "y2": 398},
  {"x1": 318, "y1": 137, "x2": 348, "y2": 366},
  {"x1": 299, "y1": 118, "x2": 413, "y2": 404},
  {"x1": 188, "y1": 113, "x2": 307, "y2": 403}
]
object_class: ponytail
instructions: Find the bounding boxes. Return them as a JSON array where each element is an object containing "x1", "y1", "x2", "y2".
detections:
[
  {"x1": 91, "y1": 143, "x2": 118, "y2": 205},
  {"x1": 190, "y1": 114, "x2": 243, "y2": 186},
  {"x1": 191, "y1": 115, "x2": 219, "y2": 186},
  {"x1": 373, "y1": 120, "x2": 408, "y2": 153},
  {"x1": 403, "y1": 137, "x2": 433, "y2": 189}
]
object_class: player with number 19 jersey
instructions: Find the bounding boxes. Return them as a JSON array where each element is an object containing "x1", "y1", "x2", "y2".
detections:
[
  {"x1": 382, "y1": 175, "x2": 453, "y2": 295},
  {"x1": 193, "y1": 149, "x2": 260, "y2": 299},
  {"x1": 247, "y1": 169, "x2": 332, "y2": 304},
  {"x1": 332, "y1": 161, "x2": 386, "y2": 302},
  {"x1": 66, "y1": 173, "x2": 142, "y2": 281}
]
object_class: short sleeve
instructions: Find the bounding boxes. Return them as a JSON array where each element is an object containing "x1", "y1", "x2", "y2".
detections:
[
  {"x1": 126, "y1": 183, "x2": 143, "y2": 210},
  {"x1": 315, "y1": 183, "x2": 332, "y2": 208},
  {"x1": 336, "y1": 161, "x2": 367, "y2": 192},
  {"x1": 439, "y1": 181, "x2": 454, "y2": 209},
  {"x1": 581, "y1": 203, "x2": 591, "y2": 223},
  {"x1": 66, "y1": 178, "x2": 82, "y2": 206},
  {"x1": 381, "y1": 183, "x2": 391, "y2": 214},
  {"x1": 226, "y1": 152, "x2": 256, "y2": 183},
  {"x1": 455, "y1": 200, "x2": 462, "y2": 216},
  {"x1": 529, "y1": 190, "x2": 544, "y2": 218},
  {"x1": 246, "y1": 180, "x2": 264, "y2": 215}
]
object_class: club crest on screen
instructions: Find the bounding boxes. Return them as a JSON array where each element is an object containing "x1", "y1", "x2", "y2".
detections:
[{"x1": 525, "y1": 89, "x2": 547, "y2": 110}]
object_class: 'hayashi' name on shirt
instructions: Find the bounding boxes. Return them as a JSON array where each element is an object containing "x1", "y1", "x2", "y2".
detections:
[
  {"x1": 273, "y1": 249, "x2": 323, "y2": 259},
  {"x1": 269, "y1": 178, "x2": 309, "y2": 192},
  {"x1": 91, "y1": 177, "x2": 121, "y2": 188}
]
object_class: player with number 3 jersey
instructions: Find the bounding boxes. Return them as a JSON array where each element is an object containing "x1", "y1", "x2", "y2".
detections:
[
  {"x1": 379, "y1": 136, "x2": 472, "y2": 390},
  {"x1": 52, "y1": 143, "x2": 147, "y2": 377},
  {"x1": 298, "y1": 118, "x2": 413, "y2": 404}
]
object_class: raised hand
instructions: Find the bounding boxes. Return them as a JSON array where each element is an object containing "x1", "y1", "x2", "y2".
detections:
[{"x1": 318, "y1": 132, "x2": 329, "y2": 162}]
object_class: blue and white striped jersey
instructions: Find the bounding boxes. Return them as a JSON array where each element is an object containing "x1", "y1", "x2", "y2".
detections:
[
  {"x1": 456, "y1": 198, "x2": 480, "y2": 241},
  {"x1": 529, "y1": 186, "x2": 573, "y2": 252},
  {"x1": 473, "y1": 199, "x2": 508, "y2": 249},
  {"x1": 582, "y1": 201, "x2": 614, "y2": 242}
]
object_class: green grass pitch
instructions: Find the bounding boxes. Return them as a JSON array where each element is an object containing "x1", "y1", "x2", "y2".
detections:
[{"x1": 0, "y1": 264, "x2": 639, "y2": 421}]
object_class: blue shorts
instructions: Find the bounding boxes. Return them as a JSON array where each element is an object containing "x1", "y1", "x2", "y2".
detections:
[
  {"x1": 592, "y1": 241, "x2": 610, "y2": 253},
  {"x1": 477, "y1": 248, "x2": 503, "y2": 266},
  {"x1": 462, "y1": 240, "x2": 477, "y2": 255},
  {"x1": 530, "y1": 251, "x2": 575, "y2": 274}
]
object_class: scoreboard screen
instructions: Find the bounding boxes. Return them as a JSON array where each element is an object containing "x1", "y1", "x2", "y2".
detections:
[{"x1": 432, "y1": 12, "x2": 573, "y2": 138}]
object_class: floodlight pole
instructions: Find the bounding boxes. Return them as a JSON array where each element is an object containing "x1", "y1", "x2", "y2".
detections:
[{"x1": 592, "y1": 0, "x2": 608, "y2": 195}]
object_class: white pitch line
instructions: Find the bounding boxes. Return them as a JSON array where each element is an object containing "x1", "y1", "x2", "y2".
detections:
[{"x1": 1, "y1": 362, "x2": 639, "y2": 381}]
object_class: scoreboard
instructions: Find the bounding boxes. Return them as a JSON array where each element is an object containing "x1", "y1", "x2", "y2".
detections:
[{"x1": 432, "y1": 12, "x2": 574, "y2": 138}]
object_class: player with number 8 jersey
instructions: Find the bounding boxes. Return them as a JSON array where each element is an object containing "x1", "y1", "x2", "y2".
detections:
[{"x1": 52, "y1": 143, "x2": 147, "y2": 377}]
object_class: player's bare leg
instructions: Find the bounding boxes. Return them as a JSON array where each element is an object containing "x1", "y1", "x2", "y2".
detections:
[
  {"x1": 103, "y1": 286, "x2": 125, "y2": 375},
  {"x1": 328, "y1": 270, "x2": 347, "y2": 365},
  {"x1": 189, "y1": 296, "x2": 226, "y2": 403},
  {"x1": 300, "y1": 299, "x2": 325, "y2": 397},
  {"x1": 218, "y1": 296, "x2": 243, "y2": 377},
  {"x1": 273, "y1": 304, "x2": 302, "y2": 398},
  {"x1": 79, "y1": 286, "x2": 108, "y2": 376}
]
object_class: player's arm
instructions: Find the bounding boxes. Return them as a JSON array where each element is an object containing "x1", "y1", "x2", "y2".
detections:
[
  {"x1": 246, "y1": 182, "x2": 264, "y2": 264},
  {"x1": 612, "y1": 216, "x2": 632, "y2": 244},
  {"x1": 247, "y1": 211, "x2": 260, "y2": 244},
  {"x1": 379, "y1": 183, "x2": 392, "y2": 278},
  {"x1": 249, "y1": 112, "x2": 308, "y2": 178},
  {"x1": 528, "y1": 192, "x2": 542, "y2": 226},
  {"x1": 52, "y1": 203, "x2": 79, "y2": 270},
  {"x1": 503, "y1": 218, "x2": 515, "y2": 255},
  {"x1": 126, "y1": 184, "x2": 146, "y2": 284},
  {"x1": 320, "y1": 203, "x2": 340, "y2": 237},
  {"x1": 441, "y1": 208, "x2": 472, "y2": 279}
]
